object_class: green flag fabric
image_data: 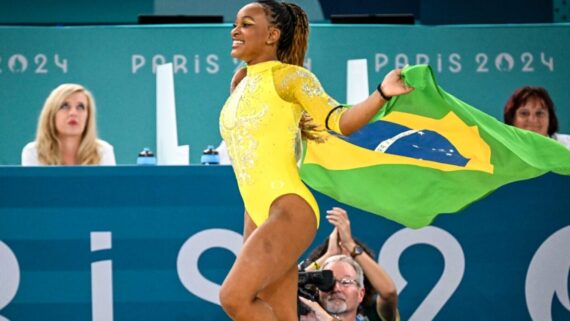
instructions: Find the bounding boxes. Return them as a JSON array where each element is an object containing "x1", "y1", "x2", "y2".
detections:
[{"x1": 300, "y1": 65, "x2": 570, "y2": 228}]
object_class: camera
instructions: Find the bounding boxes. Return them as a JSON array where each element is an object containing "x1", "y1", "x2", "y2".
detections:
[{"x1": 297, "y1": 269, "x2": 335, "y2": 316}]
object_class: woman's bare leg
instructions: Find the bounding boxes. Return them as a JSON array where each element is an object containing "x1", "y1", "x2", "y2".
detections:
[
  {"x1": 257, "y1": 263, "x2": 299, "y2": 320},
  {"x1": 219, "y1": 194, "x2": 317, "y2": 321},
  {"x1": 243, "y1": 211, "x2": 300, "y2": 320}
]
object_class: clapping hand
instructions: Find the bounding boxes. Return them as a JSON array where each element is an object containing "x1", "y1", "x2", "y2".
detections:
[{"x1": 326, "y1": 207, "x2": 356, "y2": 255}]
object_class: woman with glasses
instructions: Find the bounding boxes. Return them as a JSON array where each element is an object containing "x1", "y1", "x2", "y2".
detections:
[{"x1": 503, "y1": 86, "x2": 570, "y2": 149}]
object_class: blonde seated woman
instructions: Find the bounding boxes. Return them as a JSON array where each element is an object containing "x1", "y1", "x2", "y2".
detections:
[{"x1": 22, "y1": 83, "x2": 116, "y2": 166}]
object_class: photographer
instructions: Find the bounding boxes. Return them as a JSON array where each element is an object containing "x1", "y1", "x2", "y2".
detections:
[
  {"x1": 299, "y1": 255, "x2": 365, "y2": 321},
  {"x1": 305, "y1": 207, "x2": 399, "y2": 321}
]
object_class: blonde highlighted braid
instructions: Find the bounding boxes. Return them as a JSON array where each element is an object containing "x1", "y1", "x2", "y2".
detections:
[{"x1": 257, "y1": 0, "x2": 326, "y2": 142}]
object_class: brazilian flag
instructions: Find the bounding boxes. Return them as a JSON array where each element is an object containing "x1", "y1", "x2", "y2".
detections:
[{"x1": 300, "y1": 65, "x2": 570, "y2": 228}]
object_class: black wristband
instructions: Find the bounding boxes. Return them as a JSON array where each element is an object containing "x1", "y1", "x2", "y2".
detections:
[
  {"x1": 377, "y1": 84, "x2": 392, "y2": 101},
  {"x1": 325, "y1": 105, "x2": 344, "y2": 130}
]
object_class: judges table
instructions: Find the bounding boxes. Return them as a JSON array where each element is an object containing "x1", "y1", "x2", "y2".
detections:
[{"x1": 0, "y1": 166, "x2": 569, "y2": 321}]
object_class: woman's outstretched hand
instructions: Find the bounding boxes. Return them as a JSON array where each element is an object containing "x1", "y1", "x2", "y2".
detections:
[{"x1": 380, "y1": 68, "x2": 414, "y2": 98}]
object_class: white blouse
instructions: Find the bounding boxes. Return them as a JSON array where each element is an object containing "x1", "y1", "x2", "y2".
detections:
[{"x1": 21, "y1": 139, "x2": 116, "y2": 165}]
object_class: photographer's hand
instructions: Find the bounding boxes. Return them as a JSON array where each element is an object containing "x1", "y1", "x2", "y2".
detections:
[
  {"x1": 326, "y1": 227, "x2": 342, "y2": 256},
  {"x1": 326, "y1": 207, "x2": 356, "y2": 255},
  {"x1": 299, "y1": 296, "x2": 338, "y2": 321},
  {"x1": 328, "y1": 209, "x2": 400, "y2": 321},
  {"x1": 306, "y1": 227, "x2": 341, "y2": 272}
]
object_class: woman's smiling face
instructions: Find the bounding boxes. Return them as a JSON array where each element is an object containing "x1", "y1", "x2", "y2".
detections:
[{"x1": 231, "y1": 3, "x2": 278, "y2": 64}]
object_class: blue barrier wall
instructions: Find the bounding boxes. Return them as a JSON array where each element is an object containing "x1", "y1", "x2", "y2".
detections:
[
  {"x1": 1, "y1": 24, "x2": 569, "y2": 165},
  {"x1": 0, "y1": 166, "x2": 569, "y2": 321}
]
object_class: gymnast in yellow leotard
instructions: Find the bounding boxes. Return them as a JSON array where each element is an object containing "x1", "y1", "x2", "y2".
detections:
[
  {"x1": 220, "y1": 60, "x2": 346, "y2": 227},
  {"x1": 218, "y1": 2, "x2": 413, "y2": 321}
]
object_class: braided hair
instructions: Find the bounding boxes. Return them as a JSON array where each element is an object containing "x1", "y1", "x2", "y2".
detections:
[
  {"x1": 256, "y1": 0, "x2": 309, "y2": 66},
  {"x1": 257, "y1": 1, "x2": 324, "y2": 142}
]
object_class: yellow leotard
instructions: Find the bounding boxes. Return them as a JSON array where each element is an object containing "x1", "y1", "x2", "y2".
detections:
[{"x1": 219, "y1": 60, "x2": 346, "y2": 227}]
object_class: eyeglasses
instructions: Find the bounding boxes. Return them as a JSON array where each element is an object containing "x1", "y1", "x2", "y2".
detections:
[{"x1": 333, "y1": 278, "x2": 359, "y2": 288}]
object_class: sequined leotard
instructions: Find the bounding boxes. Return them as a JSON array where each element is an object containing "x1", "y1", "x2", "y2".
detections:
[{"x1": 219, "y1": 61, "x2": 346, "y2": 227}]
